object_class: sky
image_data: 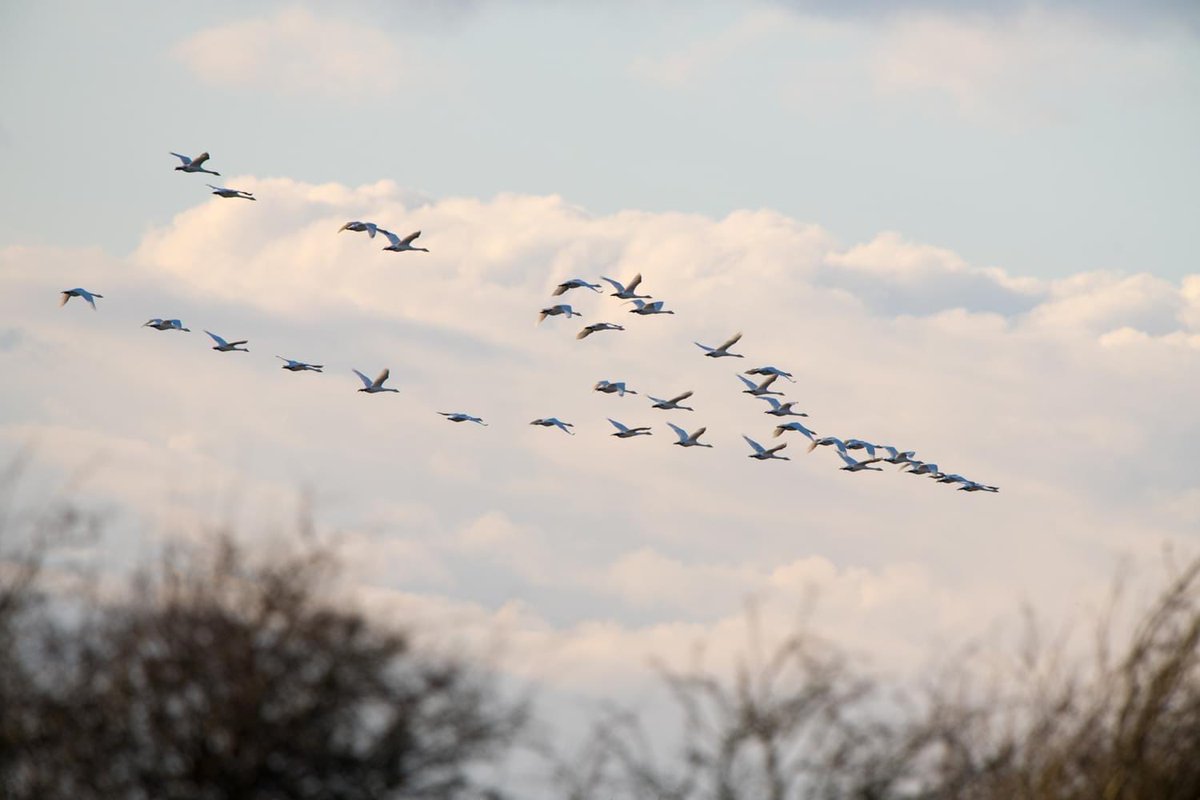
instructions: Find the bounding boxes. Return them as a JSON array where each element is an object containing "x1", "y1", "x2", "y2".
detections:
[{"x1": 2, "y1": 0, "x2": 1199, "y2": 784}]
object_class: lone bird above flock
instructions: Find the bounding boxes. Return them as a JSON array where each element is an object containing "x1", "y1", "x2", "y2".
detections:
[
  {"x1": 759, "y1": 397, "x2": 808, "y2": 417},
  {"x1": 737, "y1": 374, "x2": 783, "y2": 397},
  {"x1": 439, "y1": 412, "x2": 487, "y2": 426},
  {"x1": 204, "y1": 330, "x2": 249, "y2": 352},
  {"x1": 576, "y1": 322, "x2": 625, "y2": 340},
  {"x1": 745, "y1": 365, "x2": 795, "y2": 382},
  {"x1": 538, "y1": 304, "x2": 582, "y2": 323},
  {"x1": 667, "y1": 423, "x2": 713, "y2": 448},
  {"x1": 276, "y1": 357, "x2": 323, "y2": 372},
  {"x1": 607, "y1": 419, "x2": 652, "y2": 438},
  {"x1": 627, "y1": 299, "x2": 674, "y2": 315},
  {"x1": 743, "y1": 435, "x2": 789, "y2": 461},
  {"x1": 59, "y1": 288, "x2": 102, "y2": 310},
  {"x1": 170, "y1": 151, "x2": 219, "y2": 175},
  {"x1": 594, "y1": 380, "x2": 636, "y2": 397},
  {"x1": 601, "y1": 274, "x2": 651, "y2": 300},
  {"x1": 530, "y1": 417, "x2": 575, "y2": 435},
  {"x1": 338, "y1": 221, "x2": 380, "y2": 238},
  {"x1": 648, "y1": 390, "x2": 694, "y2": 411},
  {"x1": 553, "y1": 278, "x2": 602, "y2": 296},
  {"x1": 695, "y1": 332, "x2": 744, "y2": 358},
  {"x1": 143, "y1": 318, "x2": 190, "y2": 332},
  {"x1": 353, "y1": 368, "x2": 398, "y2": 394},
  {"x1": 206, "y1": 184, "x2": 255, "y2": 201},
  {"x1": 379, "y1": 229, "x2": 429, "y2": 253}
]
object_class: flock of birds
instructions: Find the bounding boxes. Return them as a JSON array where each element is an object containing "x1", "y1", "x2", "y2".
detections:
[{"x1": 57, "y1": 149, "x2": 998, "y2": 494}]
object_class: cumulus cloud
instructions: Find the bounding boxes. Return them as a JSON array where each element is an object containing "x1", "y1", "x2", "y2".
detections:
[
  {"x1": 172, "y1": 8, "x2": 412, "y2": 98},
  {"x1": 4, "y1": 179, "x2": 1199, "y2": 709}
]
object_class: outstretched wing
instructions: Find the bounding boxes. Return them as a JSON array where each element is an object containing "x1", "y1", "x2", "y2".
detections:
[
  {"x1": 694, "y1": 341, "x2": 716, "y2": 353},
  {"x1": 58, "y1": 291, "x2": 71, "y2": 307},
  {"x1": 379, "y1": 229, "x2": 402, "y2": 247},
  {"x1": 669, "y1": 390, "x2": 694, "y2": 403},
  {"x1": 169, "y1": 152, "x2": 192, "y2": 166},
  {"x1": 192, "y1": 152, "x2": 211, "y2": 166},
  {"x1": 204, "y1": 331, "x2": 229, "y2": 347},
  {"x1": 742, "y1": 435, "x2": 767, "y2": 455},
  {"x1": 736, "y1": 375, "x2": 757, "y2": 391},
  {"x1": 836, "y1": 451, "x2": 857, "y2": 467},
  {"x1": 400, "y1": 231, "x2": 421, "y2": 245},
  {"x1": 666, "y1": 422, "x2": 689, "y2": 443},
  {"x1": 373, "y1": 368, "x2": 390, "y2": 388},
  {"x1": 365, "y1": 223, "x2": 378, "y2": 238},
  {"x1": 607, "y1": 418, "x2": 631, "y2": 433},
  {"x1": 600, "y1": 276, "x2": 625, "y2": 293},
  {"x1": 353, "y1": 369, "x2": 374, "y2": 388},
  {"x1": 758, "y1": 374, "x2": 779, "y2": 390},
  {"x1": 758, "y1": 396, "x2": 782, "y2": 410},
  {"x1": 576, "y1": 326, "x2": 593, "y2": 340},
  {"x1": 766, "y1": 443, "x2": 788, "y2": 456},
  {"x1": 626, "y1": 273, "x2": 643, "y2": 292},
  {"x1": 691, "y1": 427, "x2": 707, "y2": 441},
  {"x1": 717, "y1": 332, "x2": 743, "y2": 351}
]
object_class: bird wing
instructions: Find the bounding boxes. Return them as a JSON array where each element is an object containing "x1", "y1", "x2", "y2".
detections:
[
  {"x1": 373, "y1": 368, "x2": 390, "y2": 388},
  {"x1": 669, "y1": 390, "x2": 694, "y2": 403},
  {"x1": 204, "y1": 331, "x2": 228, "y2": 346},
  {"x1": 628, "y1": 299, "x2": 646, "y2": 310},
  {"x1": 576, "y1": 327, "x2": 593, "y2": 339},
  {"x1": 759, "y1": 396, "x2": 782, "y2": 410},
  {"x1": 626, "y1": 273, "x2": 643, "y2": 292},
  {"x1": 380, "y1": 229, "x2": 402, "y2": 247},
  {"x1": 607, "y1": 418, "x2": 630, "y2": 433},
  {"x1": 58, "y1": 292, "x2": 71, "y2": 307},
  {"x1": 694, "y1": 341, "x2": 716, "y2": 353},
  {"x1": 666, "y1": 422, "x2": 689, "y2": 443},
  {"x1": 192, "y1": 152, "x2": 211, "y2": 166},
  {"x1": 836, "y1": 451, "x2": 857, "y2": 467},
  {"x1": 600, "y1": 276, "x2": 625, "y2": 293},
  {"x1": 766, "y1": 443, "x2": 788, "y2": 456},
  {"x1": 353, "y1": 369, "x2": 374, "y2": 388},
  {"x1": 690, "y1": 427, "x2": 707, "y2": 442},
  {"x1": 647, "y1": 301, "x2": 664, "y2": 312},
  {"x1": 758, "y1": 374, "x2": 779, "y2": 390},
  {"x1": 717, "y1": 332, "x2": 743, "y2": 351},
  {"x1": 365, "y1": 223, "x2": 377, "y2": 238},
  {"x1": 169, "y1": 152, "x2": 192, "y2": 165},
  {"x1": 736, "y1": 375, "x2": 757, "y2": 390},
  {"x1": 401, "y1": 231, "x2": 421, "y2": 245},
  {"x1": 743, "y1": 435, "x2": 766, "y2": 454}
]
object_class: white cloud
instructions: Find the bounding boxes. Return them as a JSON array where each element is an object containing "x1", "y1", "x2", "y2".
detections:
[
  {"x1": 4, "y1": 178, "x2": 1199, "y2": 720},
  {"x1": 173, "y1": 8, "x2": 411, "y2": 98}
]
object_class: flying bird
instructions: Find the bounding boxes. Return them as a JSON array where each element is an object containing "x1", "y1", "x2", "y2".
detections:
[
  {"x1": 601, "y1": 274, "x2": 651, "y2": 300},
  {"x1": 903, "y1": 461, "x2": 941, "y2": 476},
  {"x1": 206, "y1": 184, "x2": 255, "y2": 200},
  {"x1": 530, "y1": 417, "x2": 575, "y2": 434},
  {"x1": 607, "y1": 418, "x2": 652, "y2": 438},
  {"x1": 276, "y1": 357, "x2": 323, "y2": 372},
  {"x1": 552, "y1": 278, "x2": 602, "y2": 296},
  {"x1": 745, "y1": 365, "x2": 795, "y2": 382},
  {"x1": 648, "y1": 390, "x2": 694, "y2": 411},
  {"x1": 879, "y1": 446, "x2": 917, "y2": 465},
  {"x1": 667, "y1": 423, "x2": 713, "y2": 448},
  {"x1": 773, "y1": 421, "x2": 818, "y2": 440},
  {"x1": 743, "y1": 435, "x2": 789, "y2": 461},
  {"x1": 439, "y1": 412, "x2": 487, "y2": 426},
  {"x1": 204, "y1": 330, "x2": 249, "y2": 352},
  {"x1": 576, "y1": 322, "x2": 625, "y2": 340},
  {"x1": 959, "y1": 481, "x2": 1000, "y2": 493},
  {"x1": 338, "y1": 221, "x2": 380, "y2": 238},
  {"x1": 835, "y1": 451, "x2": 884, "y2": 472},
  {"x1": 59, "y1": 288, "x2": 103, "y2": 310},
  {"x1": 737, "y1": 374, "x2": 783, "y2": 397},
  {"x1": 353, "y1": 368, "x2": 399, "y2": 393},
  {"x1": 758, "y1": 397, "x2": 808, "y2": 417},
  {"x1": 807, "y1": 436, "x2": 847, "y2": 454},
  {"x1": 538, "y1": 304, "x2": 582, "y2": 323},
  {"x1": 695, "y1": 332, "x2": 744, "y2": 358},
  {"x1": 843, "y1": 439, "x2": 879, "y2": 458},
  {"x1": 170, "y1": 151, "x2": 219, "y2": 175},
  {"x1": 379, "y1": 229, "x2": 429, "y2": 252},
  {"x1": 627, "y1": 299, "x2": 674, "y2": 315},
  {"x1": 143, "y1": 318, "x2": 190, "y2": 332},
  {"x1": 594, "y1": 380, "x2": 637, "y2": 397}
]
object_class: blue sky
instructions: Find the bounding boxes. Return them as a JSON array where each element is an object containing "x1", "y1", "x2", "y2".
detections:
[
  {"x1": 1, "y1": 3, "x2": 1199, "y2": 780},
  {"x1": 3, "y1": 1, "x2": 1198, "y2": 279}
]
